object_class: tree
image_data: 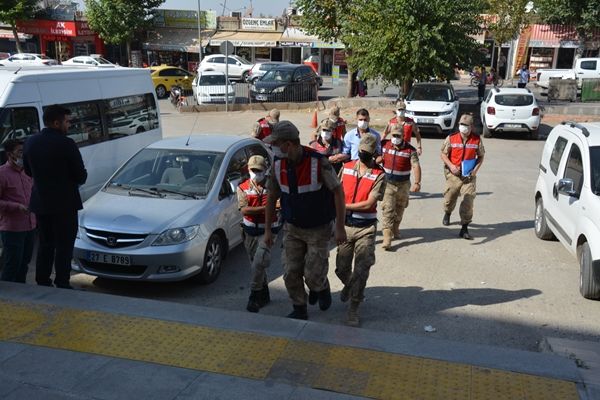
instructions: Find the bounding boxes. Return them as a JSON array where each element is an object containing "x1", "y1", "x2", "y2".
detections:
[
  {"x1": 84, "y1": 0, "x2": 165, "y2": 63},
  {"x1": 0, "y1": 0, "x2": 38, "y2": 54},
  {"x1": 485, "y1": 0, "x2": 531, "y2": 73},
  {"x1": 534, "y1": 0, "x2": 600, "y2": 57}
]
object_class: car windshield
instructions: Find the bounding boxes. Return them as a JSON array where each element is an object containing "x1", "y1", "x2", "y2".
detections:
[
  {"x1": 591, "y1": 146, "x2": 600, "y2": 195},
  {"x1": 261, "y1": 69, "x2": 293, "y2": 82},
  {"x1": 233, "y1": 56, "x2": 252, "y2": 65},
  {"x1": 407, "y1": 86, "x2": 453, "y2": 102},
  {"x1": 260, "y1": 63, "x2": 284, "y2": 71},
  {"x1": 199, "y1": 75, "x2": 227, "y2": 86},
  {"x1": 106, "y1": 148, "x2": 224, "y2": 198},
  {"x1": 94, "y1": 57, "x2": 112, "y2": 64},
  {"x1": 495, "y1": 94, "x2": 534, "y2": 106}
]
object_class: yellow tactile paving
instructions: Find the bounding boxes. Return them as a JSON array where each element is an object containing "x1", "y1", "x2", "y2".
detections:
[{"x1": 0, "y1": 299, "x2": 580, "y2": 400}]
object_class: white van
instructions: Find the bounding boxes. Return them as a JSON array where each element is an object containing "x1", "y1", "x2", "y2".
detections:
[{"x1": 0, "y1": 65, "x2": 162, "y2": 200}]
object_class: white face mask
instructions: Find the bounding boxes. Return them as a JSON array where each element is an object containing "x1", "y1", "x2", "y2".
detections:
[
  {"x1": 271, "y1": 145, "x2": 288, "y2": 159},
  {"x1": 396, "y1": 110, "x2": 405, "y2": 118},
  {"x1": 459, "y1": 125, "x2": 470, "y2": 135},
  {"x1": 391, "y1": 137, "x2": 403, "y2": 146},
  {"x1": 249, "y1": 171, "x2": 265, "y2": 182},
  {"x1": 357, "y1": 120, "x2": 369, "y2": 130},
  {"x1": 321, "y1": 130, "x2": 332, "y2": 141},
  {"x1": 14, "y1": 157, "x2": 24, "y2": 168}
]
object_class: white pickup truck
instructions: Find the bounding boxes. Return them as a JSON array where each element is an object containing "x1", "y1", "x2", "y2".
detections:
[{"x1": 535, "y1": 57, "x2": 600, "y2": 89}]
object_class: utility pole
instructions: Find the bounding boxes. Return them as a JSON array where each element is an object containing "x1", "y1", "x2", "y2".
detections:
[{"x1": 197, "y1": 0, "x2": 202, "y2": 63}]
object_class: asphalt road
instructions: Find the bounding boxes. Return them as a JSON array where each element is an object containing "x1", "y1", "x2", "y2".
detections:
[{"x1": 66, "y1": 84, "x2": 600, "y2": 353}]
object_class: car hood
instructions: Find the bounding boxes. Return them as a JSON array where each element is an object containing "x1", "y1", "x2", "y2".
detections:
[
  {"x1": 406, "y1": 100, "x2": 456, "y2": 112},
  {"x1": 80, "y1": 190, "x2": 207, "y2": 234},
  {"x1": 254, "y1": 81, "x2": 289, "y2": 91}
]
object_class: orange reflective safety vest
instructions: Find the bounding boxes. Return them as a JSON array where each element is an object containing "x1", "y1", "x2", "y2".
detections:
[
  {"x1": 381, "y1": 140, "x2": 415, "y2": 182},
  {"x1": 256, "y1": 118, "x2": 272, "y2": 141},
  {"x1": 341, "y1": 160, "x2": 383, "y2": 224},
  {"x1": 333, "y1": 117, "x2": 346, "y2": 140},
  {"x1": 238, "y1": 179, "x2": 281, "y2": 235},
  {"x1": 388, "y1": 117, "x2": 414, "y2": 142},
  {"x1": 448, "y1": 132, "x2": 481, "y2": 167},
  {"x1": 274, "y1": 146, "x2": 335, "y2": 228},
  {"x1": 309, "y1": 137, "x2": 342, "y2": 157}
]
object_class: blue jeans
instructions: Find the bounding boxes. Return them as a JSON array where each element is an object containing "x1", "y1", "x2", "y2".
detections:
[{"x1": 0, "y1": 230, "x2": 35, "y2": 283}]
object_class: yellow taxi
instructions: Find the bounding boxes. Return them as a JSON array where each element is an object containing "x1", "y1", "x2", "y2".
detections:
[{"x1": 149, "y1": 65, "x2": 194, "y2": 98}]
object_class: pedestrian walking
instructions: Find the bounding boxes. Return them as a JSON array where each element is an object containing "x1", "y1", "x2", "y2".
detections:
[
  {"x1": 478, "y1": 65, "x2": 487, "y2": 102},
  {"x1": 237, "y1": 155, "x2": 281, "y2": 313},
  {"x1": 382, "y1": 100, "x2": 422, "y2": 155},
  {"x1": 440, "y1": 114, "x2": 485, "y2": 240},
  {"x1": 0, "y1": 139, "x2": 36, "y2": 283},
  {"x1": 263, "y1": 121, "x2": 347, "y2": 320},
  {"x1": 309, "y1": 119, "x2": 343, "y2": 173},
  {"x1": 23, "y1": 105, "x2": 88, "y2": 289},
  {"x1": 498, "y1": 53, "x2": 507, "y2": 79},
  {"x1": 517, "y1": 64, "x2": 530, "y2": 89},
  {"x1": 336, "y1": 135, "x2": 385, "y2": 327},
  {"x1": 330, "y1": 108, "x2": 381, "y2": 164},
  {"x1": 251, "y1": 109, "x2": 280, "y2": 141},
  {"x1": 380, "y1": 126, "x2": 422, "y2": 250}
]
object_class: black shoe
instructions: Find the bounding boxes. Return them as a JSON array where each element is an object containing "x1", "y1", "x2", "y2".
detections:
[
  {"x1": 308, "y1": 290, "x2": 319, "y2": 305},
  {"x1": 340, "y1": 285, "x2": 350, "y2": 303},
  {"x1": 459, "y1": 224, "x2": 474, "y2": 240},
  {"x1": 287, "y1": 304, "x2": 308, "y2": 320},
  {"x1": 442, "y1": 213, "x2": 451, "y2": 226},
  {"x1": 246, "y1": 291, "x2": 261, "y2": 313},
  {"x1": 258, "y1": 285, "x2": 270, "y2": 307},
  {"x1": 318, "y1": 286, "x2": 332, "y2": 311}
]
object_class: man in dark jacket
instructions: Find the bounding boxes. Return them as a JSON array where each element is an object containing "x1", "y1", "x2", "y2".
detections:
[{"x1": 24, "y1": 105, "x2": 87, "y2": 289}]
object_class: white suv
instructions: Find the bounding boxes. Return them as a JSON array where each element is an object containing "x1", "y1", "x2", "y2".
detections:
[
  {"x1": 480, "y1": 88, "x2": 541, "y2": 139},
  {"x1": 198, "y1": 54, "x2": 253, "y2": 81},
  {"x1": 404, "y1": 83, "x2": 459, "y2": 135},
  {"x1": 534, "y1": 121, "x2": 600, "y2": 299}
]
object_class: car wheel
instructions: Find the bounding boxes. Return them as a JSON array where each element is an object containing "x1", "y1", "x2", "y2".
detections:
[
  {"x1": 579, "y1": 242, "x2": 600, "y2": 300},
  {"x1": 482, "y1": 123, "x2": 493, "y2": 138},
  {"x1": 136, "y1": 127, "x2": 145, "y2": 134},
  {"x1": 529, "y1": 129, "x2": 539, "y2": 140},
  {"x1": 242, "y1": 71, "x2": 249, "y2": 82},
  {"x1": 196, "y1": 233, "x2": 224, "y2": 284},
  {"x1": 534, "y1": 197, "x2": 555, "y2": 240},
  {"x1": 156, "y1": 85, "x2": 167, "y2": 99}
]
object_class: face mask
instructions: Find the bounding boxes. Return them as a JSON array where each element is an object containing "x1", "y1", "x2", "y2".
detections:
[
  {"x1": 249, "y1": 171, "x2": 265, "y2": 182},
  {"x1": 396, "y1": 110, "x2": 405, "y2": 118},
  {"x1": 358, "y1": 151, "x2": 373, "y2": 164},
  {"x1": 391, "y1": 137, "x2": 403, "y2": 146},
  {"x1": 459, "y1": 125, "x2": 470, "y2": 135},
  {"x1": 321, "y1": 130, "x2": 332, "y2": 141},
  {"x1": 271, "y1": 145, "x2": 288, "y2": 159},
  {"x1": 357, "y1": 120, "x2": 369, "y2": 130}
]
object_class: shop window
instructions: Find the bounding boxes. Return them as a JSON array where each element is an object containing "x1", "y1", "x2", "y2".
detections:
[{"x1": 529, "y1": 48, "x2": 554, "y2": 74}]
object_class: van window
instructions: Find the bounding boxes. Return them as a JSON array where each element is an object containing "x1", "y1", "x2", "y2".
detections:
[
  {"x1": 0, "y1": 107, "x2": 40, "y2": 148},
  {"x1": 563, "y1": 144, "x2": 583, "y2": 196},
  {"x1": 61, "y1": 101, "x2": 103, "y2": 145},
  {"x1": 549, "y1": 136, "x2": 568, "y2": 175},
  {"x1": 105, "y1": 94, "x2": 159, "y2": 141},
  {"x1": 580, "y1": 60, "x2": 597, "y2": 70}
]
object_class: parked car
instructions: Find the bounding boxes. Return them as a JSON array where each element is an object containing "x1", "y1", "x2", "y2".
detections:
[
  {"x1": 250, "y1": 64, "x2": 318, "y2": 103},
  {"x1": 72, "y1": 135, "x2": 271, "y2": 284},
  {"x1": 4, "y1": 53, "x2": 58, "y2": 66},
  {"x1": 534, "y1": 121, "x2": 600, "y2": 300},
  {"x1": 108, "y1": 114, "x2": 155, "y2": 136},
  {"x1": 247, "y1": 61, "x2": 290, "y2": 83},
  {"x1": 404, "y1": 82, "x2": 459, "y2": 134},
  {"x1": 535, "y1": 58, "x2": 600, "y2": 89},
  {"x1": 62, "y1": 55, "x2": 115, "y2": 67},
  {"x1": 192, "y1": 71, "x2": 235, "y2": 104},
  {"x1": 480, "y1": 87, "x2": 541, "y2": 139},
  {"x1": 149, "y1": 65, "x2": 194, "y2": 99},
  {"x1": 198, "y1": 54, "x2": 253, "y2": 81}
]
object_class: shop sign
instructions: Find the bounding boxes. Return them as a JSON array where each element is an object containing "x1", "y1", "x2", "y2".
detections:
[
  {"x1": 528, "y1": 39, "x2": 580, "y2": 48},
  {"x1": 76, "y1": 21, "x2": 95, "y2": 36},
  {"x1": 152, "y1": 9, "x2": 217, "y2": 29},
  {"x1": 312, "y1": 41, "x2": 345, "y2": 49},
  {"x1": 334, "y1": 50, "x2": 347, "y2": 66},
  {"x1": 17, "y1": 20, "x2": 77, "y2": 37},
  {"x1": 280, "y1": 41, "x2": 312, "y2": 47},
  {"x1": 211, "y1": 39, "x2": 277, "y2": 47},
  {"x1": 241, "y1": 18, "x2": 276, "y2": 31}
]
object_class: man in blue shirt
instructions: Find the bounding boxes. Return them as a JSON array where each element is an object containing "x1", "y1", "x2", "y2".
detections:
[
  {"x1": 330, "y1": 108, "x2": 382, "y2": 163},
  {"x1": 517, "y1": 64, "x2": 530, "y2": 89}
]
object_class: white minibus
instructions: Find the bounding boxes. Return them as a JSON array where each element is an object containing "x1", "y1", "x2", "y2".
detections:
[{"x1": 0, "y1": 65, "x2": 162, "y2": 200}]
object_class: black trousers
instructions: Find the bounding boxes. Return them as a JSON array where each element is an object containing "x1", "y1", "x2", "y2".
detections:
[
  {"x1": 35, "y1": 211, "x2": 78, "y2": 287},
  {"x1": 478, "y1": 84, "x2": 486, "y2": 100}
]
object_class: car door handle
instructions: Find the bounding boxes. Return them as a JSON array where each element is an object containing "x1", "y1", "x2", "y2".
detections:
[{"x1": 553, "y1": 182, "x2": 559, "y2": 199}]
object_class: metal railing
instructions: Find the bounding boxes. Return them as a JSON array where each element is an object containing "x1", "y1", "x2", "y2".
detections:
[{"x1": 186, "y1": 82, "x2": 319, "y2": 106}]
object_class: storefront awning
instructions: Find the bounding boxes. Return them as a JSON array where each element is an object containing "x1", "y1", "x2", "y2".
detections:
[
  {"x1": 0, "y1": 29, "x2": 32, "y2": 41},
  {"x1": 280, "y1": 27, "x2": 318, "y2": 47},
  {"x1": 209, "y1": 31, "x2": 282, "y2": 47},
  {"x1": 143, "y1": 28, "x2": 212, "y2": 52},
  {"x1": 529, "y1": 24, "x2": 600, "y2": 48}
]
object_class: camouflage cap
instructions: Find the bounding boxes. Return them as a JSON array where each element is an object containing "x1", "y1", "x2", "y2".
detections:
[{"x1": 359, "y1": 134, "x2": 377, "y2": 153}]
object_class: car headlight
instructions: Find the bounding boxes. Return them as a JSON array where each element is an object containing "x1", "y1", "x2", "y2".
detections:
[
  {"x1": 272, "y1": 86, "x2": 285, "y2": 93},
  {"x1": 439, "y1": 110, "x2": 454, "y2": 115},
  {"x1": 152, "y1": 225, "x2": 200, "y2": 246},
  {"x1": 250, "y1": 85, "x2": 256, "y2": 91}
]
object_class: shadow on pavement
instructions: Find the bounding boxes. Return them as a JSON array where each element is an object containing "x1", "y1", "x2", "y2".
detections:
[{"x1": 411, "y1": 191, "x2": 493, "y2": 200}]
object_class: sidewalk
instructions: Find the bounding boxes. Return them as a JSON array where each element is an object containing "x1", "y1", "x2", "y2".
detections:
[{"x1": 0, "y1": 282, "x2": 592, "y2": 399}]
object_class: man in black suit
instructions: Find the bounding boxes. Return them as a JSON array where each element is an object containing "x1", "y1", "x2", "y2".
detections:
[{"x1": 24, "y1": 105, "x2": 87, "y2": 289}]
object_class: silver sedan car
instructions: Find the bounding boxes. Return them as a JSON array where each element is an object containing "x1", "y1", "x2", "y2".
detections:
[{"x1": 72, "y1": 135, "x2": 270, "y2": 284}]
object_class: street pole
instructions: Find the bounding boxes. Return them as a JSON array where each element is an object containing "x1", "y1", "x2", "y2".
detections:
[
  {"x1": 197, "y1": 0, "x2": 203, "y2": 65},
  {"x1": 225, "y1": 42, "x2": 229, "y2": 112}
]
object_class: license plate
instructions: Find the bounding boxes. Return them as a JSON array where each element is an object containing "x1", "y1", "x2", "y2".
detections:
[
  {"x1": 88, "y1": 252, "x2": 131, "y2": 266},
  {"x1": 256, "y1": 94, "x2": 268, "y2": 101},
  {"x1": 418, "y1": 118, "x2": 434, "y2": 124},
  {"x1": 505, "y1": 123, "x2": 521, "y2": 128}
]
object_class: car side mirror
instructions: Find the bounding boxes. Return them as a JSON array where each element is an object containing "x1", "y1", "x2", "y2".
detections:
[{"x1": 557, "y1": 178, "x2": 577, "y2": 197}]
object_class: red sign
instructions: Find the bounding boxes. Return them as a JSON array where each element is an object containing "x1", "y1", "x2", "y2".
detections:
[{"x1": 17, "y1": 20, "x2": 97, "y2": 37}]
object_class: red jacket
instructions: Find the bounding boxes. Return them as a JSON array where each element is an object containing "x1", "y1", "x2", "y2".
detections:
[{"x1": 0, "y1": 163, "x2": 36, "y2": 231}]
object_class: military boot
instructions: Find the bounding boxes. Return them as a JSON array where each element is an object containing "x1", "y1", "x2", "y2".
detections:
[
  {"x1": 318, "y1": 286, "x2": 332, "y2": 311},
  {"x1": 258, "y1": 284, "x2": 270, "y2": 307},
  {"x1": 442, "y1": 213, "x2": 451, "y2": 226},
  {"x1": 340, "y1": 285, "x2": 350, "y2": 303},
  {"x1": 287, "y1": 304, "x2": 308, "y2": 320},
  {"x1": 382, "y1": 228, "x2": 393, "y2": 250},
  {"x1": 308, "y1": 290, "x2": 319, "y2": 305},
  {"x1": 246, "y1": 291, "x2": 261, "y2": 313},
  {"x1": 459, "y1": 224, "x2": 474, "y2": 240},
  {"x1": 392, "y1": 222, "x2": 401, "y2": 239},
  {"x1": 346, "y1": 301, "x2": 361, "y2": 327}
]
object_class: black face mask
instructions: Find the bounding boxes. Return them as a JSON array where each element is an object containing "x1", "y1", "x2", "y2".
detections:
[{"x1": 358, "y1": 151, "x2": 373, "y2": 164}]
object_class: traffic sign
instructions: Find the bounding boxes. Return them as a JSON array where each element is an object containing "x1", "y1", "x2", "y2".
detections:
[{"x1": 220, "y1": 41, "x2": 235, "y2": 55}]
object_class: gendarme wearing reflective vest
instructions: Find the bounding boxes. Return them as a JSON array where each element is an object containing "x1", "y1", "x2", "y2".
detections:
[
  {"x1": 251, "y1": 109, "x2": 280, "y2": 141},
  {"x1": 383, "y1": 100, "x2": 422, "y2": 154}
]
